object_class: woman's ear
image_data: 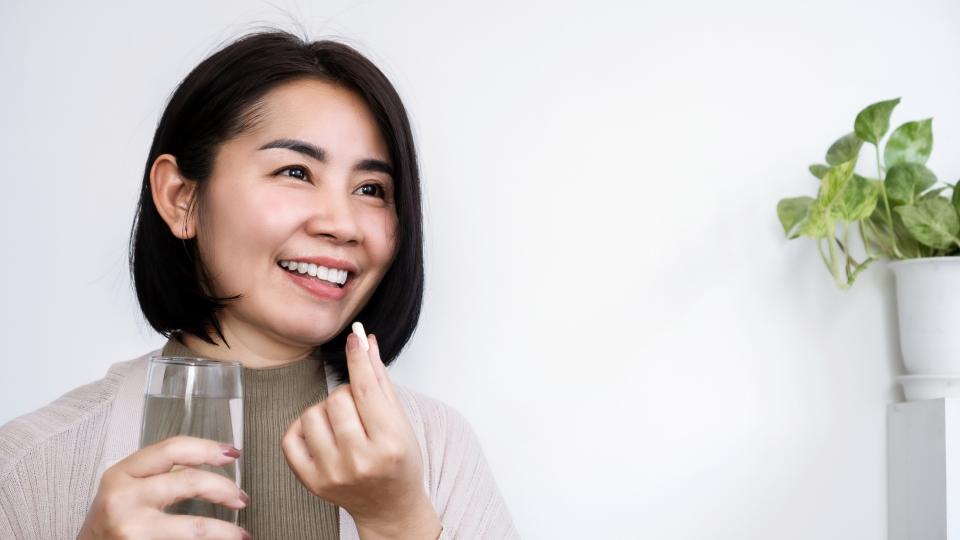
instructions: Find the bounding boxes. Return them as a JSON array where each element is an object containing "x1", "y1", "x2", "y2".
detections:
[{"x1": 150, "y1": 154, "x2": 198, "y2": 239}]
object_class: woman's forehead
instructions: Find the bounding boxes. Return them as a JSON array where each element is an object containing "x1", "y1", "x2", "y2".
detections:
[{"x1": 239, "y1": 79, "x2": 390, "y2": 161}]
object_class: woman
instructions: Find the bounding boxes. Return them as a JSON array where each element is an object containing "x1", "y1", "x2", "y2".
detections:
[{"x1": 0, "y1": 30, "x2": 518, "y2": 539}]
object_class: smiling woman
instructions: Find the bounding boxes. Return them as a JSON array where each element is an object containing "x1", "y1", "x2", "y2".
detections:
[
  {"x1": 0, "y1": 29, "x2": 519, "y2": 540},
  {"x1": 145, "y1": 78, "x2": 402, "y2": 370}
]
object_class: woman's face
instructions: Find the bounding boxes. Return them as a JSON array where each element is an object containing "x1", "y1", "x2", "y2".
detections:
[{"x1": 192, "y1": 79, "x2": 398, "y2": 352}]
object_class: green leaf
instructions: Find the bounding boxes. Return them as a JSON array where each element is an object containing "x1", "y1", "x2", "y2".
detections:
[
  {"x1": 791, "y1": 161, "x2": 857, "y2": 239},
  {"x1": 884, "y1": 162, "x2": 937, "y2": 206},
  {"x1": 809, "y1": 164, "x2": 830, "y2": 179},
  {"x1": 885, "y1": 118, "x2": 933, "y2": 168},
  {"x1": 818, "y1": 160, "x2": 857, "y2": 205},
  {"x1": 953, "y1": 185, "x2": 960, "y2": 218},
  {"x1": 868, "y1": 202, "x2": 923, "y2": 258},
  {"x1": 831, "y1": 174, "x2": 880, "y2": 222},
  {"x1": 826, "y1": 132, "x2": 864, "y2": 166},
  {"x1": 893, "y1": 210, "x2": 922, "y2": 258},
  {"x1": 798, "y1": 199, "x2": 830, "y2": 238},
  {"x1": 777, "y1": 197, "x2": 814, "y2": 238},
  {"x1": 921, "y1": 187, "x2": 948, "y2": 200},
  {"x1": 854, "y1": 98, "x2": 901, "y2": 144},
  {"x1": 895, "y1": 197, "x2": 960, "y2": 250}
]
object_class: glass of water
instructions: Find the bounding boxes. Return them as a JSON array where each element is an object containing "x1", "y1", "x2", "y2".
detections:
[{"x1": 141, "y1": 356, "x2": 243, "y2": 523}]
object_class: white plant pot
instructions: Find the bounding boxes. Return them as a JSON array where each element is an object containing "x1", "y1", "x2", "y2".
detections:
[{"x1": 891, "y1": 257, "x2": 960, "y2": 376}]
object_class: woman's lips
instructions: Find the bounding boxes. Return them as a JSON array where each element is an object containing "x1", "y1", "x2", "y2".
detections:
[{"x1": 281, "y1": 265, "x2": 353, "y2": 301}]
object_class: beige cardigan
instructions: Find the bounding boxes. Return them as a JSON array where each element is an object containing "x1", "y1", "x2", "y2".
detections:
[{"x1": 0, "y1": 349, "x2": 520, "y2": 539}]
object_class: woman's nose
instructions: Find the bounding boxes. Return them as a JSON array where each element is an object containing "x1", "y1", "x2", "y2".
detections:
[{"x1": 303, "y1": 189, "x2": 362, "y2": 244}]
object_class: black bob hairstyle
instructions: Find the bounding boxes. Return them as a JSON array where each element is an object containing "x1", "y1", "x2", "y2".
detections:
[{"x1": 128, "y1": 29, "x2": 424, "y2": 384}]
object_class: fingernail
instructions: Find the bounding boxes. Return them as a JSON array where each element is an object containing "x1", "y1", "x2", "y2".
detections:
[
  {"x1": 239, "y1": 489, "x2": 250, "y2": 505},
  {"x1": 347, "y1": 333, "x2": 358, "y2": 352},
  {"x1": 241, "y1": 531, "x2": 252, "y2": 540},
  {"x1": 221, "y1": 445, "x2": 241, "y2": 458},
  {"x1": 351, "y1": 321, "x2": 370, "y2": 351}
]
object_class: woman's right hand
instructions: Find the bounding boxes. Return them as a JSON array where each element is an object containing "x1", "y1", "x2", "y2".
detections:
[{"x1": 77, "y1": 435, "x2": 250, "y2": 539}]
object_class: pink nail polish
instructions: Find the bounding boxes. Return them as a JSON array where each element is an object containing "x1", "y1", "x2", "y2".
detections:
[
  {"x1": 221, "y1": 445, "x2": 241, "y2": 458},
  {"x1": 347, "y1": 333, "x2": 358, "y2": 352}
]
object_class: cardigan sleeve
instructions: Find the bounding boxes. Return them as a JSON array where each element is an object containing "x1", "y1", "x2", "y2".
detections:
[
  {"x1": 429, "y1": 400, "x2": 521, "y2": 539},
  {"x1": 384, "y1": 386, "x2": 521, "y2": 539},
  {"x1": 0, "y1": 360, "x2": 132, "y2": 539},
  {"x1": 0, "y1": 410, "x2": 112, "y2": 539}
]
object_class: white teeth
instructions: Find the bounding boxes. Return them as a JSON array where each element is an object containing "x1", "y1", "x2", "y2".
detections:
[{"x1": 279, "y1": 260, "x2": 350, "y2": 285}]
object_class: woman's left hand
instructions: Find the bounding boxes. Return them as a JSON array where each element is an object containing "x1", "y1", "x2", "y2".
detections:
[{"x1": 281, "y1": 332, "x2": 442, "y2": 540}]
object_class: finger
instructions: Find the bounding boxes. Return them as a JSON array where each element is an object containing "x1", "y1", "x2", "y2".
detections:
[
  {"x1": 346, "y1": 331, "x2": 393, "y2": 433},
  {"x1": 323, "y1": 385, "x2": 369, "y2": 446},
  {"x1": 299, "y1": 402, "x2": 339, "y2": 464},
  {"x1": 160, "y1": 513, "x2": 250, "y2": 539},
  {"x1": 367, "y1": 334, "x2": 400, "y2": 406},
  {"x1": 346, "y1": 329, "x2": 383, "y2": 398},
  {"x1": 120, "y1": 435, "x2": 240, "y2": 478},
  {"x1": 281, "y1": 418, "x2": 322, "y2": 492},
  {"x1": 141, "y1": 466, "x2": 247, "y2": 510}
]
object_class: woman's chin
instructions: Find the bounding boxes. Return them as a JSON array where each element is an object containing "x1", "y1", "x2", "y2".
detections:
[{"x1": 272, "y1": 321, "x2": 343, "y2": 348}]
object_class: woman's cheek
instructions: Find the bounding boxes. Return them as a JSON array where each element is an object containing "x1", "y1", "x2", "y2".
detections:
[
  {"x1": 363, "y1": 207, "x2": 399, "y2": 252},
  {"x1": 259, "y1": 201, "x2": 298, "y2": 236}
]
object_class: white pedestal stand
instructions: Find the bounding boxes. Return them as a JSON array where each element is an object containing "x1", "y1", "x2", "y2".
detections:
[{"x1": 888, "y1": 399, "x2": 960, "y2": 539}]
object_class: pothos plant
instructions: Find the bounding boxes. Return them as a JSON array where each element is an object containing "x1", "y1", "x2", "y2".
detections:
[{"x1": 777, "y1": 97, "x2": 959, "y2": 289}]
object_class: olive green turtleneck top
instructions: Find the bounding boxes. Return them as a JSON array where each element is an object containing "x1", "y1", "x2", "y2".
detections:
[{"x1": 161, "y1": 334, "x2": 339, "y2": 539}]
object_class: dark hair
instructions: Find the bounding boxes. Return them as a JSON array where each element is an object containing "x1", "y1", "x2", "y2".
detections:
[{"x1": 128, "y1": 29, "x2": 424, "y2": 383}]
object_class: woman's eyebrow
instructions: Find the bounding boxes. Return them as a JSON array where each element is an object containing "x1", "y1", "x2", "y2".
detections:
[
  {"x1": 355, "y1": 158, "x2": 393, "y2": 176},
  {"x1": 259, "y1": 138, "x2": 326, "y2": 161},
  {"x1": 258, "y1": 138, "x2": 393, "y2": 175}
]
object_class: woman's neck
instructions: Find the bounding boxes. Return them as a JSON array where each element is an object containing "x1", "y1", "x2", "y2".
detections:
[{"x1": 179, "y1": 325, "x2": 315, "y2": 369}]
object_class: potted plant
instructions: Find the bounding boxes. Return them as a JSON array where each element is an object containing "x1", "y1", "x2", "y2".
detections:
[{"x1": 776, "y1": 98, "x2": 960, "y2": 400}]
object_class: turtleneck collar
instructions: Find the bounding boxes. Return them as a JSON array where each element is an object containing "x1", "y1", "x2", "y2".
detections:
[{"x1": 159, "y1": 333, "x2": 336, "y2": 405}]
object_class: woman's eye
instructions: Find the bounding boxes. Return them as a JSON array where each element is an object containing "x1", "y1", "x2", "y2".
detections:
[
  {"x1": 357, "y1": 183, "x2": 386, "y2": 199},
  {"x1": 278, "y1": 166, "x2": 309, "y2": 181}
]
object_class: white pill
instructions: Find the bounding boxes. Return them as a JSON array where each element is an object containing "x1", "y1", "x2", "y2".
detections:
[{"x1": 351, "y1": 321, "x2": 370, "y2": 352}]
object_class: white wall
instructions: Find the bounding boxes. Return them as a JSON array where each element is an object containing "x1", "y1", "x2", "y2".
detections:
[{"x1": 2, "y1": 1, "x2": 958, "y2": 538}]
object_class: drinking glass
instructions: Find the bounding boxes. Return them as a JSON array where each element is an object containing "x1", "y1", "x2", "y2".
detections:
[{"x1": 140, "y1": 355, "x2": 243, "y2": 523}]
